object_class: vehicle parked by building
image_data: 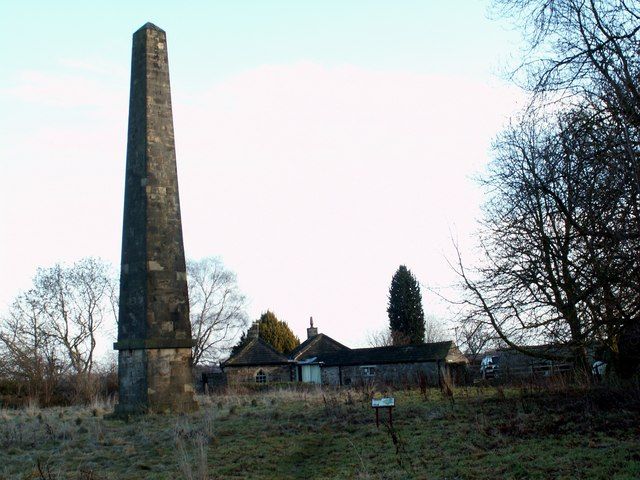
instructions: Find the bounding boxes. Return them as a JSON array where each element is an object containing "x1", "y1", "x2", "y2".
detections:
[{"x1": 480, "y1": 355, "x2": 501, "y2": 379}]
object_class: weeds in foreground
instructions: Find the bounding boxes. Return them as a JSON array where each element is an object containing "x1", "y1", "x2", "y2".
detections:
[
  {"x1": 175, "y1": 432, "x2": 209, "y2": 480},
  {"x1": 35, "y1": 458, "x2": 100, "y2": 480},
  {"x1": 383, "y1": 421, "x2": 414, "y2": 475},
  {"x1": 440, "y1": 370, "x2": 455, "y2": 409},
  {"x1": 346, "y1": 436, "x2": 370, "y2": 478},
  {"x1": 417, "y1": 372, "x2": 429, "y2": 401},
  {"x1": 0, "y1": 382, "x2": 638, "y2": 479},
  {"x1": 36, "y1": 459, "x2": 56, "y2": 480}
]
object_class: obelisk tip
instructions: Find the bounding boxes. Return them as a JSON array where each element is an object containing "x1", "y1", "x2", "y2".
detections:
[{"x1": 135, "y1": 22, "x2": 165, "y2": 34}]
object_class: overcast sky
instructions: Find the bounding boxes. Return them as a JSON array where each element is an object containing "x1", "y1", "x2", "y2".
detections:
[{"x1": 0, "y1": 1, "x2": 526, "y2": 354}]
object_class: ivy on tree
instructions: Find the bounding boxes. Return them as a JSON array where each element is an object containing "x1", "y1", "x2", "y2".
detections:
[{"x1": 387, "y1": 265, "x2": 425, "y2": 345}]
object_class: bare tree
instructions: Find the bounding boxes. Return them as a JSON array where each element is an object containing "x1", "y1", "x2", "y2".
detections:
[
  {"x1": 0, "y1": 257, "x2": 117, "y2": 403},
  {"x1": 0, "y1": 291, "x2": 62, "y2": 404},
  {"x1": 187, "y1": 257, "x2": 248, "y2": 365},
  {"x1": 453, "y1": 104, "x2": 640, "y2": 369},
  {"x1": 496, "y1": 1, "x2": 640, "y2": 114},
  {"x1": 453, "y1": 320, "x2": 496, "y2": 363},
  {"x1": 455, "y1": 111, "x2": 598, "y2": 367},
  {"x1": 366, "y1": 328, "x2": 393, "y2": 347},
  {"x1": 34, "y1": 258, "x2": 117, "y2": 377},
  {"x1": 493, "y1": 0, "x2": 640, "y2": 247},
  {"x1": 424, "y1": 314, "x2": 447, "y2": 343},
  {"x1": 367, "y1": 314, "x2": 446, "y2": 347},
  {"x1": 452, "y1": 0, "x2": 640, "y2": 375}
]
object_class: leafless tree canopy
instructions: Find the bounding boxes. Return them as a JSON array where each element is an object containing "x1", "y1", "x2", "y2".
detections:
[
  {"x1": 0, "y1": 258, "x2": 117, "y2": 403},
  {"x1": 187, "y1": 257, "x2": 248, "y2": 365},
  {"x1": 496, "y1": 0, "x2": 640, "y2": 109},
  {"x1": 366, "y1": 328, "x2": 393, "y2": 348},
  {"x1": 453, "y1": 0, "x2": 640, "y2": 374},
  {"x1": 1, "y1": 256, "x2": 247, "y2": 403},
  {"x1": 367, "y1": 315, "x2": 447, "y2": 347},
  {"x1": 423, "y1": 314, "x2": 448, "y2": 344},
  {"x1": 453, "y1": 321, "x2": 496, "y2": 363},
  {"x1": 35, "y1": 258, "x2": 117, "y2": 376},
  {"x1": 1, "y1": 290, "x2": 61, "y2": 404}
]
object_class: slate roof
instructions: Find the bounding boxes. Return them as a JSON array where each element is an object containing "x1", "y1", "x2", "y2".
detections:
[
  {"x1": 321, "y1": 341, "x2": 469, "y2": 367},
  {"x1": 289, "y1": 334, "x2": 350, "y2": 362},
  {"x1": 221, "y1": 337, "x2": 290, "y2": 367},
  {"x1": 221, "y1": 333, "x2": 469, "y2": 369}
]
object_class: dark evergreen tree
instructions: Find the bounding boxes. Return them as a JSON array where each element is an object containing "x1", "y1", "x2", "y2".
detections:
[
  {"x1": 230, "y1": 310, "x2": 300, "y2": 355},
  {"x1": 230, "y1": 331, "x2": 248, "y2": 356},
  {"x1": 387, "y1": 265, "x2": 425, "y2": 345}
]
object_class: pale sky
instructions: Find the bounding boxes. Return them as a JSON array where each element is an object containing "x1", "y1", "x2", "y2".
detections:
[{"x1": 0, "y1": 1, "x2": 525, "y2": 353}]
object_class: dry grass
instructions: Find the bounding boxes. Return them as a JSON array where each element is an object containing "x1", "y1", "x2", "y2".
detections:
[{"x1": 0, "y1": 383, "x2": 639, "y2": 479}]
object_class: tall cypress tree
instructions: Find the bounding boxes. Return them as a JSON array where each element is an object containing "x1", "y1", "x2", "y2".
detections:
[{"x1": 387, "y1": 265, "x2": 425, "y2": 345}]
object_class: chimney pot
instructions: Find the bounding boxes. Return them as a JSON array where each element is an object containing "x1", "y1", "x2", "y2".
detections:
[
  {"x1": 247, "y1": 321, "x2": 260, "y2": 339},
  {"x1": 307, "y1": 316, "x2": 318, "y2": 339}
]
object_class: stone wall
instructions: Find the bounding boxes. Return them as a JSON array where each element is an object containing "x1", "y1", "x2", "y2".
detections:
[
  {"x1": 321, "y1": 366, "x2": 341, "y2": 385},
  {"x1": 220, "y1": 362, "x2": 464, "y2": 388},
  {"x1": 326, "y1": 362, "x2": 442, "y2": 387},
  {"x1": 225, "y1": 365, "x2": 293, "y2": 385}
]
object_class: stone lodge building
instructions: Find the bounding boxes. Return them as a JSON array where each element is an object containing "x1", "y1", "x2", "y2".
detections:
[{"x1": 220, "y1": 319, "x2": 469, "y2": 387}]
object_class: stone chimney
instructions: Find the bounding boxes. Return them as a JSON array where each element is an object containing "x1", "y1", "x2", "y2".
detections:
[
  {"x1": 247, "y1": 321, "x2": 260, "y2": 340},
  {"x1": 307, "y1": 316, "x2": 318, "y2": 339}
]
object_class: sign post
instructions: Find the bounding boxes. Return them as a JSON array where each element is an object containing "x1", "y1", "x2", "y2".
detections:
[{"x1": 371, "y1": 397, "x2": 395, "y2": 428}]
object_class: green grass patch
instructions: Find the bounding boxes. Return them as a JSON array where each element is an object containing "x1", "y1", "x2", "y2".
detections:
[{"x1": 0, "y1": 385, "x2": 638, "y2": 479}]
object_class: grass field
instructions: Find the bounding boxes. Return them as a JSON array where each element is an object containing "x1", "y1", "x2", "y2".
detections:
[{"x1": 1, "y1": 383, "x2": 639, "y2": 479}]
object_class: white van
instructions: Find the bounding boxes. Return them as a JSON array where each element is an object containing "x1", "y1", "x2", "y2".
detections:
[{"x1": 480, "y1": 355, "x2": 501, "y2": 379}]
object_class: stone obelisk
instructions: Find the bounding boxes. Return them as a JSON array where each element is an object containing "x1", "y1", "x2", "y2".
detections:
[{"x1": 114, "y1": 23, "x2": 197, "y2": 414}]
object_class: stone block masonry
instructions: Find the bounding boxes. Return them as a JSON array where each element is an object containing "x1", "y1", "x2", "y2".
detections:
[
  {"x1": 225, "y1": 365, "x2": 293, "y2": 386},
  {"x1": 338, "y1": 362, "x2": 440, "y2": 387},
  {"x1": 114, "y1": 23, "x2": 197, "y2": 414}
]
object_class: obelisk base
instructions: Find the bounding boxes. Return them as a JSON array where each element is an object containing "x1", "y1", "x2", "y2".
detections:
[{"x1": 114, "y1": 347, "x2": 198, "y2": 415}]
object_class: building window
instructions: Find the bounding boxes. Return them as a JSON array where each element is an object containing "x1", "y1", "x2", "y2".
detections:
[
  {"x1": 256, "y1": 370, "x2": 267, "y2": 384},
  {"x1": 361, "y1": 366, "x2": 376, "y2": 376}
]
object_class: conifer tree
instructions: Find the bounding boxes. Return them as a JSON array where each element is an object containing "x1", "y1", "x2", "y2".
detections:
[
  {"x1": 231, "y1": 310, "x2": 300, "y2": 355},
  {"x1": 387, "y1": 265, "x2": 425, "y2": 345}
]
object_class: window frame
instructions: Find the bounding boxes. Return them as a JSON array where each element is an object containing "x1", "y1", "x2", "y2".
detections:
[
  {"x1": 361, "y1": 366, "x2": 377, "y2": 377},
  {"x1": 255, "y1": 369, "x2": 267, "y2": 384}
]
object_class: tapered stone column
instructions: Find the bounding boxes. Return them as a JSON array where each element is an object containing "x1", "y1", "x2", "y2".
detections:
[{"x1": 114, "y1": 23, "x2": 197, "y2": 414}]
